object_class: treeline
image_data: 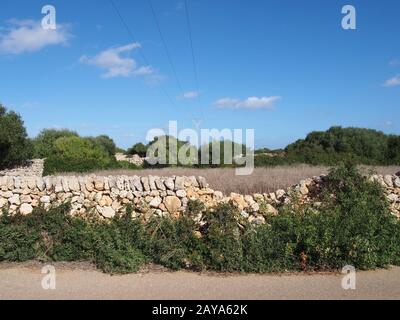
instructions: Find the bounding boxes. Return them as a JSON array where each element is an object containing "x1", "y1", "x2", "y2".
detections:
[
  {"x1": 1, "y1": 103, "x2": 399, "y2": 174},
  {"x1": 256, "y1": 126, "x2": 400, "y2": 166},
  {"x1": 0, "y1": 104, "x2": 138, "y2": 174}
]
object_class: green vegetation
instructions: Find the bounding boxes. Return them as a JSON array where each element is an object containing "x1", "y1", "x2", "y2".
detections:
[
  {"x1": 254, "y1": 126, "x2": 400, "y2": 167},
  {"x1": 1, "y1": 102, "x2": 399, "y2": 172},
  {"x1": 1, "y1": 164, "x2": 399, "y2": 273},
  {"x1": 32, "y1": 129, "x2": 79, "y2": 159},
  {"x1": 43, "y1": 136, "x2": 114, "y2": 175},
  {"x1": 30, "y1": 128, "x2": 137, "y2": 175},
  {"x1": 285, "y1": 126, "x2": 398, "y2": 165},
  {"x1": 0, "y1": 104, "x2": 33, "y2": 170},
  {"x1": 198, "y1": 140, "x2": 248, "y2": 168},
  {"x1": 144, "y1": 135, "x2": 198, "y2": 167},
  {"x1": 127, "y1": 142, "x2": 147, "y2": 157}
]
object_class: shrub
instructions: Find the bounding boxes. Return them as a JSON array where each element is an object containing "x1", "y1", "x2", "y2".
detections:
[
  {"x1": 0, "y1": 163, "x2": 399, "y2": 273},
  {"x1": 43, "y1": 136, "x2": 112, "y2": 175},
  {"x1": 32, "y1": 129, "x2": 79, "y2": 158},
  {"x1": 0, "y1": 104, "x2": 33, "y2": 169},
  {"x1": 127, "y1": 143, "x2": 147, "y2": 157},
  {"x1": 145, "y1": 216, "x2": 206, "y2": 270},
  {"x1": 87, "y1": 135, "x2": 117, "y2": 157}
]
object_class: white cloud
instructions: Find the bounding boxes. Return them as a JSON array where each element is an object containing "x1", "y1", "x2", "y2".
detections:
[
  {"x1": 179, "y1": 91, "x2": 200, "y2": 100},
  {"x1": 383, "y1": 75, "x2": 400, "y2": 87},
  {"x1": 389, "y1": 59, "x2": 400, "y2": 66},
  {"x1": 0, "y1": 19, "x2": 70, "y2": 55},
  {"x1": 80, "y1": 43, "x2": 155, "y2": 79},
  {"x1": 215, "y1": 96, "x2": 281, "y2": 109}
]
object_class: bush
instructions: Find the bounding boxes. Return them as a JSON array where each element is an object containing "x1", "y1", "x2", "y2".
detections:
[
  {"x1": 127, "y1": 143, "x2": 147, "y2": 157},
  {"x1": 43, "y1": 136, "x2": 112, "y2": 175},
  {"x1": 0, "y1": 104, "x2": 33, "y2": 169},
  {"x1": 32, "y1": 129, "x2": 79, "y2": 159},
  {"x1": 1, "y1": 164, "x2": 399, "y2": 273},
  {"x1": 87, "y1": 135, "x2": 117, "y2": 157},
  {"x1": 284, "y1": 126, "x2": 398, "y2": 165}
]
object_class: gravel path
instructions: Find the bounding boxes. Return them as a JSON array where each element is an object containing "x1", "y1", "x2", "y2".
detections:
[{"x1": 1, "y1": 263, "x2": 399, "y2": 300}]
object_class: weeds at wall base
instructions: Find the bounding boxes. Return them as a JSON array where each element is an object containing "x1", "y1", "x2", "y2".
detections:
[{"x1": 0, "y1": 164, "x2": 399, "y2": 274}]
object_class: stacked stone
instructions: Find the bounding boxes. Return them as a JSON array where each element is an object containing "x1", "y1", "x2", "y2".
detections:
[
  {"x1": 0, "y1": 173, "x2": 399, "y2": 223},
  {"x1": 114, "y1": 153, "x2": 144, "y2": 166},
  {"x1": 369, "y1": 174, "x2": 400, "y2": 218},
  {"x1": 0, "y1": 159, "x2": 44, "y2": 177},
  {"x1": 0, "y1": 175, "x2": 209, "y2": 219}
]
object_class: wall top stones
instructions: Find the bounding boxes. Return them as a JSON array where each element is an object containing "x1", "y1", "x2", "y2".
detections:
[
  {"x1": 0, "y1": 159, "x2": 44, "y2": 177},
  {"x1": 0, "y1": 173, "x2": 399, "y2": 223}
]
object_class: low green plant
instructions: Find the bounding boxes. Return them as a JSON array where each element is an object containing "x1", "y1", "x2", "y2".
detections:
[{"x1": 0, "y1": 163, "x2": 399, "y2": 274}]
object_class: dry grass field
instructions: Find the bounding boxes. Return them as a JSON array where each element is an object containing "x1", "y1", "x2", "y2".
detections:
[{"x1": 63, "y1": 165, "x2": 400, "y2": 195}]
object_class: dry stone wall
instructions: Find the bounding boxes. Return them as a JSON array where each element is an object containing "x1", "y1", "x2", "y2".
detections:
[
  {"x1": 0, "y1": 173, "x2": 399, "y2": 223},
  {"x1": 0, "y1": 159, "x2": 44, "y2": 177}
]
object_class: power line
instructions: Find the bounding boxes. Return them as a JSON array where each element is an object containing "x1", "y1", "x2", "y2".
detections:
[
  {"x1": 147, "y1": 0, "x2": 185, "y2": 96},
  {"x1": 108, "y1": 0, "x2": 177, "y2": 108},
  {"x1": 183, "y1": 0, "x2": 205, "y2": 125},
  {"x1": 184, "y1": 0, "x2": 200, "y2": 97}
]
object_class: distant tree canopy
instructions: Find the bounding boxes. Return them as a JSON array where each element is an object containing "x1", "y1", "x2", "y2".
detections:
[
  {"x1": 33, "y1": 129, "x2": 79, "y2": 158},
  {"x1": 0, "y1": 104, "x2": 33, "y2": 169},
  {"x1": 127, "y1": 142, "x2": 148, "y2": 157},
  {"x1": 387, "y1": 135, "x2": 400, "y2": 164},
  {"x1": 145, "y1": 135, "x2": 198, "y2": 167},
  {"x1": 285, "y1": 126, "x2": 396, "y2": 165},
  {"x1": 87, "y1": 135, "x2": 117, "y2": 157},
  {"x1": 198, "y1": 140, "x2": 249, "y2": 167},
  {"x1": 43, "y1": 136, "x2": 113, "y2": 174}
]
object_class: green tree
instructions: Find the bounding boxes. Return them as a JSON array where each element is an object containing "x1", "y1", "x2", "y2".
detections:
[
  {"x1": 145, "y1": 135, "x2": 198, "y2": 167},
  {"x1": 0, "y1": 104, "x2": 33, "y2": 169},
  {"x1": 88, "y1": 135, "x2": 117, "y2": 157},
  {"x1": 386, "y1": 135, "x2": 400, "y2": 164},
  {"x1": 43, "y1": 136, "x2": 111, "y2": 174},
  {"x1": 285, "y1": 126, "x2": 390, "y2": 165},
  {"x1": 33, "y1": 129, "x2": 78, "y2": 158},
  {"x1": 199, "y1": 140, "x2": 248, "y2": 167},
  {"x1": 127, "y1": 143, "x2": 148, "y2": 157}
]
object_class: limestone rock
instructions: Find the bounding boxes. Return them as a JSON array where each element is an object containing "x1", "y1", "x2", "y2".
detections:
[
  {"x1": 68, "y1": 177, "x2": 80, "y2": 192},
  {"x1": 384, "y1": 175, "x2": 394, "y2": 188},
  {"x1": 149, "y1": 196, "x2": 162, "y2": 208},
  {"x1": 264, "y1": 204, "x2": 278, "y2": 216},
  {"x1": 99, "y1": 206, "x2": 115, "y2": 219},
  {"x1": 164, "y1": 178, "x2": 175, "y2": 191},
  {"x1": 141, "y1": 177, "x2": 150, "y2": 191},
  {"x1": 197, "y1": 176, "x2": 208, "y2": 188},
  {"x1": 175, "y1": 176, "x2": 185, "y2": 191},
  {"x1": 276, "y1": 189, "x2": 286, "y2": 199},
  {"x1": 94, "y1": 178, "x2": 104, "y2": 191},
  {"x1": 176, "y1": 190, "x2": 187, "y2": 198},
  {"x1": 1, "y1": 191, "x2": 13, "y2": 198},
  {"x1": 20, "y1": 195, "x2": 32, "y2": 204},
  {"x1": 0, "y1": 198, "x2": 7, "y2": 208},
  {"x1": 163, "y1": 196, "x2": 181, "y2": 214},
  {"x1": 155, "y1": 177, "x2": 166, "y2": 190},
  {"x1": 9, "y1": 194, "x2": 20, "y2": 205},
  {"x1": 20, "y1": 203, "x2": 33, "y2": 215},
  {"x1": 36, "y1": 178, "x2": 45, "y2": 191},
  {"x1": 132, "y1": 177, "x2": 143, "y2": 191}
]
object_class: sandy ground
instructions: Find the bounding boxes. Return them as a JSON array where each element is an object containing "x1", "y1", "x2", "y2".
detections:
[{"x1": 0, "y1": 262, "x2": 399, "y2": 300}]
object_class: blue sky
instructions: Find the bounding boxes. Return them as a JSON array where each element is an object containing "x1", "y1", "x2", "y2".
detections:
[{"x1": 0, "y1": 0, "x2": 399, "y2": 149}]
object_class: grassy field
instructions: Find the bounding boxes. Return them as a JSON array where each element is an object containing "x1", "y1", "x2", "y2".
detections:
[{"x1": 61, "y1": 165, "x2": 400, "y2": 194}]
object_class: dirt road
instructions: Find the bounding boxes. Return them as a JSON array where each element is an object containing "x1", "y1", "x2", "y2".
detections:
[{"x1": 0, "y1": 263, "x2": 399, "y2": 300}]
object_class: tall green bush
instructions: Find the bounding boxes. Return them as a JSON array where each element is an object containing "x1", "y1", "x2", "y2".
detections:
[
  {"x1": 32, "y1": 129, "x2": 79, "y2": 158},
  {"x1": 0, "y1": 104, "x2": 33, "y2": 169},
  {"x1": 43, "y1": 136, "x2": 112, "y2": 175},
  {"x1": 1, "y1": 164, "x2": 399, "y2": 274}
]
